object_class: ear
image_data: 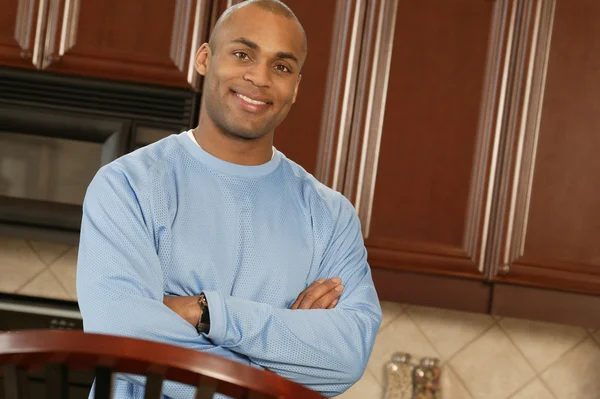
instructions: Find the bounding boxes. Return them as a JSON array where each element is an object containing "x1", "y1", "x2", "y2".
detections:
[
  {"x1": 292, "y1": 74, "x2": 302, "y2": 104},
  {"x1": 195, "y1": 43, "x2": 211, "y2": 76}
]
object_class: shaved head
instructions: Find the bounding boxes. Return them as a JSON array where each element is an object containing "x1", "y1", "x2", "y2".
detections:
[{"x1": 209, "y1": 0, "x2": 307, "y2": 66}]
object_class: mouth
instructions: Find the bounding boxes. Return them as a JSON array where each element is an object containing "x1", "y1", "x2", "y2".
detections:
[{"x1": 231, "y1": 90, "x2": 272, "y2": 113}]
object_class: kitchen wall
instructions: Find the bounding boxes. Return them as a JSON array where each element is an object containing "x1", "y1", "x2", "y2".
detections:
[
  {"x1": 0, "y1": 236, "x2": 76, "y2": 300},
  {"x1": 1, "y1": 235, "x2": 599, "y2": 399},
  {"x1": 339, "y1": 303, "x2": 600, "y2": 399}
]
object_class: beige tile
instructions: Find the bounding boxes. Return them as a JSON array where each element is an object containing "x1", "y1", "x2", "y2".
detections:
[
  {"x1": 407, "y1": 305, "x2": 495, "y2": 358},
  {"x1": 49, "y1": 247, "x2": 78, "y2": 299},
  {"x1": 500, "y1": 317, "x2": 587, "y2": 373},
  {"x1": 510, "y1": 379, "x2": 556, "y2": 399},
  {"x1": 442, "y1": 365, "x2": 474, "y2": 399},
  {"x1": 0, "y1": 236, "x2": 46, "y2": 293},
  {"x1": 334, "y1": 369, "x2": 382, "y2": 399},
  {"x1": 541, "y1": 338, "x2": 600, "y2": 399},
  {"x1": 450, "y1": 326, "x2": 535, "y2": 399},
  {"x1": 17, "y1": 269, "x2": 70, "y2": 300},
  {"x1": 367, "y1": 313, "x2": 440, "y2": 384},
  {"x1": 380, "y1": 300, "x2": 405, "y2": 331},
  {"x1": 28, "y1": 241, "x2": 71, "y2": 266}
]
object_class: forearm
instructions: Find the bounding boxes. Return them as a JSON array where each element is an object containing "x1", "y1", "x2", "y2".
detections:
[
  {"x1": 202, "y1": 274, "x2": 381, "y2": 397},
  {"x1": 78, "y1": 279, "x2": 248, "y2": 399}
]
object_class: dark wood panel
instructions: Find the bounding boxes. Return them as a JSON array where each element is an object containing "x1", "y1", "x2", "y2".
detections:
[
  {"x1": 491, "y1": 0, "x2": 600, "y2": 294},
  {"x1": 347, "y1": 0, "x2": 518, "y2": 277},
  {"x1": 40, "y1": 0, "x2": 211, "y2": 89},
  {"x1": 492, "y1": 284, "x2": 600, "y2": 329},
  {"x1": 0, "y1": 0, "x2": 43, "y2": 69},
  {"x1": 273, "y1": 0, "x2": 365, "y2": 182},
  {"x1": 372, "y1": 267, "x2": 491, "y2": 314},
  {"x1": 374, "y1": 268, "x2": 600, "y2": 328}
]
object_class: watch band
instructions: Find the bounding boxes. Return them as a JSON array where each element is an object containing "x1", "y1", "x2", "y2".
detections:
[{"x1": 196, "y1": 293, "x2": 210, "y2": 334}]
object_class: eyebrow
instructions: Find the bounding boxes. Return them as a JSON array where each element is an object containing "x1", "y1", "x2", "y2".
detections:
[{"x1": 231, "y1": 37, "x2": 299, "y2": 65}]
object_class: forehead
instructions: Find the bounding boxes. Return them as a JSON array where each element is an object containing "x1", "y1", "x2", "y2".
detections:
[{"x1": 220, "y1": 7, "x2": 304, "y2": 55}]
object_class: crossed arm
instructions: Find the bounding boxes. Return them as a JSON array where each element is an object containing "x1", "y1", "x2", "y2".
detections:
[
  {"x1": 76, "y1": 169, "x2": 382, "y2": 398},
  {"x1": 163, "y1": 277, "x2": 345, "y2": 328}
]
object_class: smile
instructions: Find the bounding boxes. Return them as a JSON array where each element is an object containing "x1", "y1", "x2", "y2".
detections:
[
  {"x1": 231, "y1": 90, "x2": 272, "y2": 114},
  {"x1": 235, "y1": 92, "x2": 269, "y2": 105}
]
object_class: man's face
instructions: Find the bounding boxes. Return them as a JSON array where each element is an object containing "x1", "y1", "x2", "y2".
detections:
[{"x1": 197, "y1": 6, "x2": 305, "y2": 140}]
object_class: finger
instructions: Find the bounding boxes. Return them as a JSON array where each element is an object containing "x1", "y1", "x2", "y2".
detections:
[
  {"x1": 297, "y1": 278, "x2": 342, "y2": 309},
  {"x1": 291, "y1": 279, "x2": 325, "y2": 309},
  {"x1": 312, "y1": 285, "x2": 344, "y2": 309},
  {"x1": 327, "y1": 299, "x2": 339, "y2": 309},
  {"x1": 290, "y1": 278, "x2": 325, "y2": 309}
]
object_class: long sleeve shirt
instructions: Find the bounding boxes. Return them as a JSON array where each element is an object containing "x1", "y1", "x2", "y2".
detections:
[{"x1": 76, "y1": 130, "x2": 382, "y2": 398}]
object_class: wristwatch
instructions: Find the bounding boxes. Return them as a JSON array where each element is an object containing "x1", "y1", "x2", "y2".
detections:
[{"x1": 196, "y1": 293, "x2": 210, "y2": 334}]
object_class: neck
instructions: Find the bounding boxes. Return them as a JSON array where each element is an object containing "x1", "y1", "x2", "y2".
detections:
[{"x1": 194, "y1": 113, "x2": 274, "y2": 166}]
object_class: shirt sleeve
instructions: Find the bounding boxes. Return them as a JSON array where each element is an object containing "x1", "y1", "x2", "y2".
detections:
[
  {"x1": 202, "y1": 197, "x2": 382, "y2": 397},
  {"x1": 76, "y1": 166, "x2": 244, "y2": 399}
]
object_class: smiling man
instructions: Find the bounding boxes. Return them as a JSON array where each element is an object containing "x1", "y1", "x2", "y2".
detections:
[{"x1": 76, "y1": 1, "x2": 382, "y2": 398}]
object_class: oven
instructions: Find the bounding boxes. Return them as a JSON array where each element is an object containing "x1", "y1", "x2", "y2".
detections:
[{"x1": 0, "y1": 67, "x2": 199, "y2": 331}]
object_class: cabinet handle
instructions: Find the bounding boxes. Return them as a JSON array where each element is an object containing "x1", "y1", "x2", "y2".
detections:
[
  {"x1": 350, "y1": 0, "x2": 398, "y2": 238},
  {"x1": 186, "y1": 0, "x2": 211, "y2": 87},
  {"x1": 40, "y1": 0, "x2": 62, "y2": 69},
  {"x1": 58, "y1": 0, "x2": 80, "y2": 56},
  {"x1": 32, "y1": 0, "x2": 50, "y2": 69},
  {"x1": 498, "y1": 264, "x2": 511, "y2": 275},
  {"x1": 14, "y1": 0, "x2": 38, "y2": 66}
]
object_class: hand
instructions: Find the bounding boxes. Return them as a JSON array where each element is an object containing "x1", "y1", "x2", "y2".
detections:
[
  {"x1": 290, "y1": 278, "x2": 344, "y2": 310},
  {"x1": 163, "y1": 295, "x2": 201, "y2": 327}
]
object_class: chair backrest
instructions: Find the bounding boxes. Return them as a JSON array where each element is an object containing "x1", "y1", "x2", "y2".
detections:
[{"x1": 0, "y1": 330, "x2": 325, "y2": 399}]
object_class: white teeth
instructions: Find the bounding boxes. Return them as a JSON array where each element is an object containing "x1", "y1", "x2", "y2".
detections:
[{"x1": 236, "y1": 93, "x2": 267, "y2": 105}]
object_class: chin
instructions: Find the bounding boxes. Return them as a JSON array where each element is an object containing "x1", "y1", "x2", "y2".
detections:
[
  {"x1": 219, "y1": 118, "x2": 274, "y2": 140},
  {"x1": 223, "y1": 126, "x2": 271, "y2": 141}
]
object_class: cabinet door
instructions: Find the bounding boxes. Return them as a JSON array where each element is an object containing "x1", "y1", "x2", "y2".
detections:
[
  {"x1": 274, "y1": 0, "x2": 367, "y2": 181},
  {"x1": 490, "y1": 0, "x2": 600, "y2": 294},
  {"x1": 38, "y1": 0, "x2": 212, "y2": 89},
  {"x1": 0, "y1": 0, "x2": 44, "y2": 69},
  {"x1": 344, "y1": 0, "x2": 518, "y2": 278},
  {"x1": 212, "y1": 0, "x2": 365, "y2": 183}
]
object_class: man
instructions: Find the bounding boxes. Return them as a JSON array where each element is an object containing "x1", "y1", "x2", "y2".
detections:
[{"x1": 76, "y1": 1, "x2": 382, "y2": 398}]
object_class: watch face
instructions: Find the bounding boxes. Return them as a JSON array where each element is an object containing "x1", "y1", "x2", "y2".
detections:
[{"x1": 199, "y1": 294, "x2": 208, "y2": 307}]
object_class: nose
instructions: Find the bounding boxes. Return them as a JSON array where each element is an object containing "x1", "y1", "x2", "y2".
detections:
[{"x1": 243, "y1": 62, "x2": 271, "y2": 88}]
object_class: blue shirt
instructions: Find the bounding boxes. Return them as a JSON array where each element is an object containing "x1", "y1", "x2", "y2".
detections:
[{"x1": 76, "y1": 131, "x2": 382, "y2": 398}]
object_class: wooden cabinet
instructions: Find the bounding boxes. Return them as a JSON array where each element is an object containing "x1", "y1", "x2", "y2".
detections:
[
  {"x1": 342, "y1": 0, "x2": 515, "y2": 280},
  {"x1": 0, "y1": 0, "x2": 212, "y2": 89},
  {"x1": 490, "y1": 0, "x2": 600, "y2": 295},
  {"x1": 334, "y1": 0, "x2": 600, "y2": 324}
]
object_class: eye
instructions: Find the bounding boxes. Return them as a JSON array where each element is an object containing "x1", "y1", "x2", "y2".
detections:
[
  {"x1": 233, "y1": 51, "x2": 249, "y2": 60},
  {"x1": 275, "y1": 64, "x2": 291, "y2": 73}
]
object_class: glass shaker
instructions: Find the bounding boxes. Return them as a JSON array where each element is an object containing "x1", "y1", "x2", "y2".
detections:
[
  {"x1": 413, "y1": 357, "x2": 439, "y2": 399},
  {"x1": 429, "y1": 358, "x2": 442, "y2": 399},
  {"x1": 382, "y1": 352, "x2": 414, "y2": 399}
]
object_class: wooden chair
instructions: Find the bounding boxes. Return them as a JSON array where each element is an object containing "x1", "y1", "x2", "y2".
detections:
[{"x1": 0, "y1": 330, "x2": 326, "y2": 399}]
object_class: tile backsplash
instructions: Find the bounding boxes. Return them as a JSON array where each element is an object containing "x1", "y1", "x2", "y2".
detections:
[
  {"x1": 1, "y1": 235, "x2": 599, "y2": 399},
  {"x1": 338, "y1": 303, "x2": 600, "y2": 399},
  {"x1": 0, "y1": 236, "x2": 77, "y2": 301}
]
